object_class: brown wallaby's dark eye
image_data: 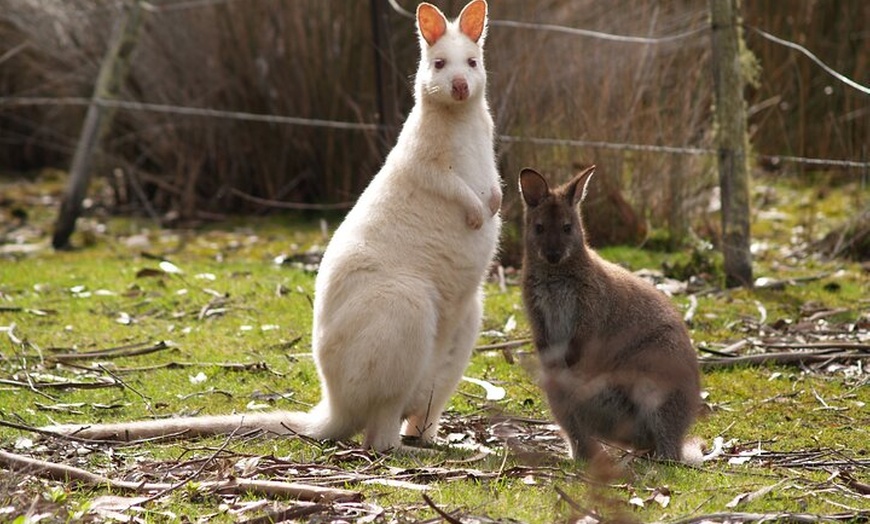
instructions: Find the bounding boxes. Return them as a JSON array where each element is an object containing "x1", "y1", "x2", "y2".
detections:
[
  {"x1": 434, "y1": 58, "x2": 446, "y2": 70},
  {"x1": 467, "y1": 58, "x2": 477, "y2": 68},
  {"x1": 534, "y1": 223, "x2": 544, "y2": 235},
  {"x1": 562, "y1": 224, "x2": 572, "y2": 234}
]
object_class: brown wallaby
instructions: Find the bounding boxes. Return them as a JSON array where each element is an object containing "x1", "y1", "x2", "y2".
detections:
[{"x1": 519, "y1": 166, "x2": 702, "y2": 463}]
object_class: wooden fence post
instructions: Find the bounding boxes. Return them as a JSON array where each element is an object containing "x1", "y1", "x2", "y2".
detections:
[
  {"x1": 52, "y1": 0, "x2": 144, "y2": 249},
  {"x1": 709, "y1": 0, "x2": 754, "y2": 287}
]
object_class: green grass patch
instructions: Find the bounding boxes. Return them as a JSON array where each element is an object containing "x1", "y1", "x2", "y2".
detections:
[{"x1": 1, "y1": 176, "x2": 868, "y2": 522}]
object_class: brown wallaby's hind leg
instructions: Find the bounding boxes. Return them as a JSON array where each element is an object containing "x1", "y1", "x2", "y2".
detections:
[
  {"x1": 553, "y1": 386, "x2": 636, "y2": 461},
  {"x1": 639, "y1": 391, "x2": 693, "y2": 461}
]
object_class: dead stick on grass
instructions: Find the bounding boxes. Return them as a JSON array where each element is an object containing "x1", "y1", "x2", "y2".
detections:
[
  {"x1": 759, "y1": 342, "x2": 870, "y2": 351},
  {"x1": 134, "y1": 426, "x2": 241, "y2": 507},
  {"x1": 667, "y1": 511, "x2": 869, "y2": 524},
  {"x1": 474, "y1": 339, "x2": 531, "y2": 351},
  {"x1": 553, "y1": 485, "x2": 601, "y2": 520},
  {"x1": 422, "y1": 493, "x2": 463, "y2": 524},
  {"x1": 0, "y1": 378, "x2": 120, "y2": 390},
  {"x1": 0, "y1": 449, "x2": 362, "y2": 503},
  {"x1": 699, "y1": 350, "x2": 869, "y2": 369},
  {"x1": 97, "y1": 363, "x2": 155, "y2": 416},
  {"x1": 45, "y1": 340, "x2": 173, "y2": 362}
]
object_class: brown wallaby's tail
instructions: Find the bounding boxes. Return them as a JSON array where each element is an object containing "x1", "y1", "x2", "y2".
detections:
[{"x1": 681, "y1": 436, "x2": 706, "y2": 465}]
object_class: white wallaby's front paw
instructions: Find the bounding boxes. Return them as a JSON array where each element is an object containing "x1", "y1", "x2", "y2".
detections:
[
  {"x1": 466, "y1": 205, "x2": 484, "y2": 230},
  {"x1": 488, "y1": 186, "x2": 502, "y2": 216}
]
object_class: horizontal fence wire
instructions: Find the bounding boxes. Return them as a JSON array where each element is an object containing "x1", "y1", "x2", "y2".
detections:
[
  {"x1": 1, "y1": 96, "x2": 866, "y2": 170},
  {"x1": 0, "y1": 1, "x2": 867, "y2": 171}
]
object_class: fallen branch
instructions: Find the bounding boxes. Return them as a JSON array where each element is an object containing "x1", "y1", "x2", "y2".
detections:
[
  {"x1": 754, "y1": 272, "x2": 832, "y2": 290},
  {"x1": 44, "y1": 340, "x2": 174, "y2": 362},
  {"x1": 667, "y1": 511, "x2": 869, "y2": 524},
  {"x1": 757, "y1": 341, "x2": 870, "y2": 351},
  {"x1": 699, "y1": 350, "x2": 868, "y2": 369},
  {"x1": 840, "y1": 471, "x2": 870, "y2": 496},
  {"x1": 0, "y1": 449, "x2": 362, "y2": 503},
  {"x1": 0, "y1": 377, "x2": 120, "y2": 390},
  {"x1": 475, "y1": 339, "x2": 531, "y2": 351}
]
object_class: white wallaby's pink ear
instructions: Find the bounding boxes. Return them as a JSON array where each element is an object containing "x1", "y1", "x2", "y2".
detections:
[
  {"x1": 459, "y1": 0, "x2": 488, "y2": 43},
  {"x1": 567, "y1": 165, "x2": 596, "y2": 206},
  {"x1": 417, "y1": 3, "x2": 448, "y2": 46},
  {"x1": 519, "y1": 168, "x2": 550, "y2": 208}
]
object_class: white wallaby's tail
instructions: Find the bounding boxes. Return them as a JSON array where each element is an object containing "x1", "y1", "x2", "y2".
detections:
[{"x1": 44, "y1": 402, "x2": 351, "y2": 443}]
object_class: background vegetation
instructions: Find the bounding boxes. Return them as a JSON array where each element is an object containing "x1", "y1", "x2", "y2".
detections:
[
  {"x1": 0, "y1": 2, "x2": 868, "y2": 521},
  {"x1": 1, "y1": 0, "x2": 867, "y2": 260}
]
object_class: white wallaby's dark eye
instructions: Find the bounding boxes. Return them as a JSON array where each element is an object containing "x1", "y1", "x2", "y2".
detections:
[
  {"x1": 434, "y1": 58, "x2": 446, "y2": 70},
  {"x1": 534, "y1": 223, "x2": 544, "y2": 235},
  {"x1": 467, "y1": 58, "x2": 477, "y2": 68},
  {"x1": 562, "y1": 224, "x2": 572, "y2": 234}
]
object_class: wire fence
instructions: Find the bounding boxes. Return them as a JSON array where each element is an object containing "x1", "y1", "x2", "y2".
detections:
[{"x1": 0, "y1": 0, "x2": 867, "y2": 171}]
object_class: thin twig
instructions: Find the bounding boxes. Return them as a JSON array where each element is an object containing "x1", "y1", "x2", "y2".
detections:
[
  {"x1": 97, "y1": 363, "x2": 155, "y2": 416},
  {"x1": 239, "y1": 503, "x2": 330, "y2": 524},
  {"x1": 422, "y1": 493, "x2": 463, "y2": 524},
  {"x1": 134, "y1": 426, "x2": 241, "y2": 507},
  {"x1": 475, "y1": 339, "x2": 532, "y2": 351},
  {"x1": 554, "y1": 485, "x2": 601, "y2": 520}
]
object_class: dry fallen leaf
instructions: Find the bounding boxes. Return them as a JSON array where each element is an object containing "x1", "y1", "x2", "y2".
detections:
[
  {"x1": 461, "y1": 376, "x2": 506, "y2": 401},
  {"x1": 159, "y1": 260, "x2": 183, "y2": 274}
]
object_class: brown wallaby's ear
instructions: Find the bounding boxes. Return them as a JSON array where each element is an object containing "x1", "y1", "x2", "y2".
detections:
[
  {"x1": 519, "y1": 168, "x2": 550, "y2": 208},
  {"x1": 458, "y1": 0, "x2": 487, "y2": 43},
  {"x1": 417, "y1": 3, "x2": 448, "y2": 46},
  {"x1": 566, "y1": 165, "x2": 595, "y2": 206}
]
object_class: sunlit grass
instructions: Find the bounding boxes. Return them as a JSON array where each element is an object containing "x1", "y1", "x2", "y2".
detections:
[{"x1": 0, "y1": 175, "x2": 867, "y2": 522}]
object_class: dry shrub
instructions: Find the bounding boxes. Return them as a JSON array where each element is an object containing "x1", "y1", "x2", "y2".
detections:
[
  {"x1": 487, "y1": 0, "x2": 714, "y2": 253},
  {"x1": 0, "y1": 0, "x2": 865, "y2": 255},
  {"x1": 743, "y1": 0, "x2": 869, "y2": 173}
]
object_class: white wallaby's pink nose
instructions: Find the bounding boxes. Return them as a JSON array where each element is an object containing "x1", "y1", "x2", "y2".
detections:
[{"x1": 451, "y1": 77, "x2": 469, "y2": 101}]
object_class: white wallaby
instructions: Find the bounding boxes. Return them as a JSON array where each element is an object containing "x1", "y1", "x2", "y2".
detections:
[{"x1": 45, "y1": 0, "x2": 502, "y2": 452}]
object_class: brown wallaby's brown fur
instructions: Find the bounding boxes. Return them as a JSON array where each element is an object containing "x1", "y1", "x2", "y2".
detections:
[{"x1": 519, "y1": 166, "x2": 702, "y2": 463}]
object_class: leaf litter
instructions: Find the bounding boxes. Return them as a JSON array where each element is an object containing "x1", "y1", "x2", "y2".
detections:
[{"x1": 1, "y1": 180, "x2": 869, "y2": 522}]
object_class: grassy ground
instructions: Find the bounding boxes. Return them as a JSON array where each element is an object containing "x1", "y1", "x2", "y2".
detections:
[{"x1": 0, "y1": 174, "x2": 868, "y2": 523}]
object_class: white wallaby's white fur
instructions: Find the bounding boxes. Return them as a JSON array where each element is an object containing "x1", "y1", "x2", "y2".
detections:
[{"x1": 44, "y1": 0, "x2": 501, "y2": 452}]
